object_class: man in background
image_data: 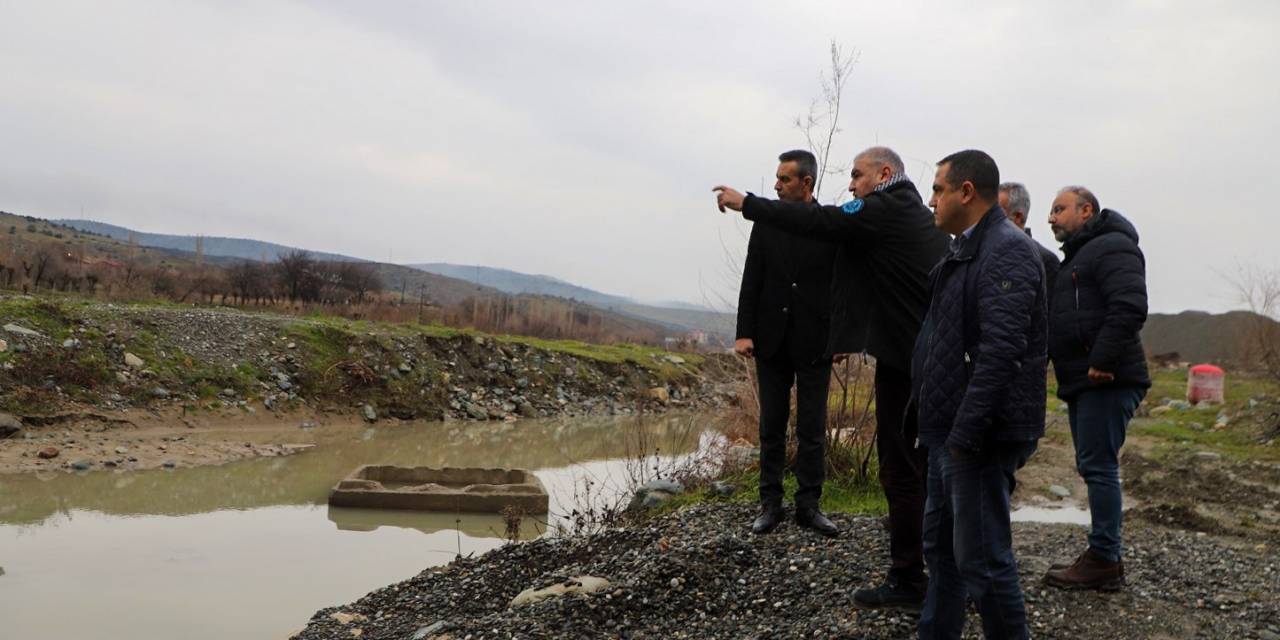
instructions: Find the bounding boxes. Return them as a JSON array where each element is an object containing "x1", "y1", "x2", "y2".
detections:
[
  {"x1": 1043, "y1": 186, "x2": 1150, "y2": 591},
  {"x1": 999, "y1": 181, "x2": 1060, "y2": 287}
]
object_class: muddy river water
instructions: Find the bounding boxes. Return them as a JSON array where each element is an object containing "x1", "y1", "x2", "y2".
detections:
[{"x1": 0, "y1": 414, "x2": 715, "y2": 639}]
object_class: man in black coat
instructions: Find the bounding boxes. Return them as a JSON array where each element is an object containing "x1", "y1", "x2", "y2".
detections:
[
  {"x1": 912, "y1": 150, "x2": 1047, "y2": 639},
  {"x1": 734, "y1": 149, "x2": 839, "y2": 536},
  {"x1": 999, "y1": 182, "x2": 1061, "y2": 287},
  {"x1": 717, "y1": 146, "x2": 950, "y2": 608},
  {"x1": 1042, "y1": 186, "x2": 1150, "y2": 591}
]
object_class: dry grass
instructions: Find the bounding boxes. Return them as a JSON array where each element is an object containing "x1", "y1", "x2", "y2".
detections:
[{"x1": 712, "y1": 354, "x2": 880, "y2": 483}]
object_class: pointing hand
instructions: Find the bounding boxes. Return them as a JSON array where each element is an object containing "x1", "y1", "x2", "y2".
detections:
[{"x1": 713, "y1": 185, "x2": 745, "y2": 213}]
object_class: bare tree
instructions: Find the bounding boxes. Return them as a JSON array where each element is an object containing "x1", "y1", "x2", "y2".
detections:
[
  {"x1": 1227, "y1": 263, "x2": 1280, "y2": 380},
  {"x1": 275, "y1": 250, "x2": 315, "y2": 302},
  {"x1": 23, "y1": 248, "x2": 54, "y2": 290},
  {"x1": 339, "y1": 262, "x2": 383, "y2": 304},
  {"x1": 793, "y1": 40, "x2": 859, "y2": 202}
]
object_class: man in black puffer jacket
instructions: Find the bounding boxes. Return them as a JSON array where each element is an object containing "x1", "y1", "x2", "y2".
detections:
[
  {"x1": 1042, "y1": 186, "x2": 1150, "y2": 592},
  {"x1": 912, "y1": 150, "x2": 1046, "y2": 640}
]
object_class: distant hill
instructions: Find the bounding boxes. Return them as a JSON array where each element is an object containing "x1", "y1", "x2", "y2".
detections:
[
  {"x1": 408, "y1": 263, "x2": 631, "y2": 307},
  {"x1": 46, "y1": 219, "x2": 734, "y2": 342},
  {"x1": 54, "y1": 219, "x2": 360, "y2": 263},
  {"x1": 408, "y1": 263, "x2": 734, "y2": 341},
  {"x1": 1142, "y1": 310, "x2": 1279, "y2": 364}
]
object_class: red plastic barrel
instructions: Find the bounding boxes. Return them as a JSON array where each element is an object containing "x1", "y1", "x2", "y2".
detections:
[{"x1": 1186, "y1": 364, "x2": 1225, "y2": 404}]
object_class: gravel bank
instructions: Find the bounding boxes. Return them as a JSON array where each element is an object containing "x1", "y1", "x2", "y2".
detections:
[{"x1": 293, "y1": 503, "x2": 1280, "y2": 639}]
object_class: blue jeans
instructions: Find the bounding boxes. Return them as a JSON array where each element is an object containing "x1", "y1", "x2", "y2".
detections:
[
  {"x1": 1067, "y1": 386, "x2": 1145, "y2": 563},
  {"x1": 919, "y1": 442, "x2": 1037, "y2": 640}
]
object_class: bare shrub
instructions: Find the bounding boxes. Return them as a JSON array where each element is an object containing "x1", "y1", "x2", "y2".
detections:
[{"x1": 1226, "y1": 263, "x2": 1280, "y2": 381}]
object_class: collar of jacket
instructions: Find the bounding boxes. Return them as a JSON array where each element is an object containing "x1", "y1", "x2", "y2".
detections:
[
  {"x1": 877, "y1": 178, "x2": 916, "y2": 197},
  {"x1": 947, "y1": 204, "x2": 1007, "y2": 262},
  {"x1": 1060, "y1": 208, "x2": 1138, "y2": 257}
]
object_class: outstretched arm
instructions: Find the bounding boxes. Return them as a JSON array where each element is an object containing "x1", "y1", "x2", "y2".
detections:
[{"x1": 712, "y1": 185, "x2": 886, "y2": 242}]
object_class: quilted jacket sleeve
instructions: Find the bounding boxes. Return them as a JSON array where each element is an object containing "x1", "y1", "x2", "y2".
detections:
[
  {"x1": 1088, "y1": 238, "x2": 1147, "y2": 372},
  {"x1": 946, "y1": 242, "x2": 1041, "y2": 452}
]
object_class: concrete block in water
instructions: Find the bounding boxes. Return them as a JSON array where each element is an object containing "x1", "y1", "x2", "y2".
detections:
[{"x1": 328, "y1": 465, "x2": 549, "y2": 514}]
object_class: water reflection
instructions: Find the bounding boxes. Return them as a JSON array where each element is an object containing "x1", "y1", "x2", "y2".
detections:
[
  {"x1": 0, "y1": 413, "x2": 714, "y2": 640},
  {"x1": 326, "y1": 506, "x2": 544, "y2": 539},
  {"x1": 0, "y1": 413, "x2": 707, "y2": 526}
]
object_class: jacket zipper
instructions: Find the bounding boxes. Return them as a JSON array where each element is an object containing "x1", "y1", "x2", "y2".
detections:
[{"x1": 1072, "y1": 268, "x2": 1080, "y2": 311}]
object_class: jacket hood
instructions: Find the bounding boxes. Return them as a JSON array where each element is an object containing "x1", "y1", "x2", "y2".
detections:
[{"x1": 1063, "y1": 208, "x2": 1139, "y2": 254}]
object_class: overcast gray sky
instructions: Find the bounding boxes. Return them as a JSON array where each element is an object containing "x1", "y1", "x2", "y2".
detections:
[{"x1": 2, "y1": 1, "x2": 1276, "y2": 312}]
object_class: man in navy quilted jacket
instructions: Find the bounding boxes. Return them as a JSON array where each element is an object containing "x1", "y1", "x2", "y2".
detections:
[
  {"x1": 1042, "y1": 186, "x2": 1150, "y2": 591},
  {"x1": 912, "y1": 150, "x2": 1047, "y2": 640}
]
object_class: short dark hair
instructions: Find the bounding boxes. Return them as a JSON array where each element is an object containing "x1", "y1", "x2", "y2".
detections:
[
  {"x1": 937, "y1": 149, "x2": 999, "y2": 201},
  {"x1": 778, "y1": 149, "x2": 818, "y2": 181}
]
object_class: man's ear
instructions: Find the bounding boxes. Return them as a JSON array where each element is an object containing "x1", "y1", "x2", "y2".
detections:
[
  {"x1": 803, "y1": 175, "x2": 814, "y2": 191},
  {"x1": 960, "y1": 181, "x2": 976, "y2": 204}
]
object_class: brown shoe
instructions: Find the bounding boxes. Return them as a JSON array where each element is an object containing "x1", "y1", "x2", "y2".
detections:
[
  {"x1": 1043, "y1": 548, "x2": 1124, "y2": 591},
  {"x1": 1048, "y1": 550, "x2": 1087, "y2": 572}
]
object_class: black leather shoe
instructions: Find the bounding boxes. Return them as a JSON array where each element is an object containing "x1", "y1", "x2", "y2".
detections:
[
  {"x1": 795, "y1": 508, "x2": 839, "y2": 537},
  {"x1": 853, "y1": 578, "x2": 926, "y2": 613},
  {"x1": 751, "y1": 504, "x2": 785, "y2": 535}
]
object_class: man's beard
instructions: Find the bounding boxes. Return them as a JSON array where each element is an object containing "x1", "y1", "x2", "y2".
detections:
[{"x1": 1052, "y1": 226, "x2": 1071, "y2": 242}]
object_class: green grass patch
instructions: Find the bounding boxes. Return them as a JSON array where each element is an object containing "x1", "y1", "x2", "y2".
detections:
[
  {"x1": 502, "y1": 336, "x2": 702, "y2": 381},
  {"x1": 660, "y1": 469, "x2": 888, "y2": 516},
  {"x1": 0, "y1": 295, "x2": 76, "y2": 340},
  {"x1": 1132, "y1": 417, "x2": 1280, "y2": 462}
]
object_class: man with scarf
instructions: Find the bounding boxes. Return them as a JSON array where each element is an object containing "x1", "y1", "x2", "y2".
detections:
[{"x1": 715, "y1": 146, "x2": 950, "y2": 612}]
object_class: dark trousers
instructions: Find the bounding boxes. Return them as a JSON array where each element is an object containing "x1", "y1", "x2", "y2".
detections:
[
  {"x1": 756, "y1": 348, "x2": 832, "y2": 510},
  {"x1": 919, "y1": 442, "x2": 1037, "y2": 640},
  {"x1": 875, "y1": 364, "x2": 929, "y2": 589},
  {"x1": 1067, "y1": 386, "x2": 1146, "y2": 563}
]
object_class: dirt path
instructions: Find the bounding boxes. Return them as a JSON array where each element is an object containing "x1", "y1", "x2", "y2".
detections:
[
  {"x1": 1013, "y1": 409, "x2": 1280, "y2": 544},
  {"x1": 0, "y1": 406, "x2": 357, "y2": 473}
]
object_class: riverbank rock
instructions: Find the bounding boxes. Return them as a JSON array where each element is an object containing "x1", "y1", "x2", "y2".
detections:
[
  {"x1": 361, "y1": 404, "x2": 377, "y2": 423},
  {"x1": 710, "y1": 480, "x2": 737, "y2": 497},
  {"x1": 411, "y1": 621, "x2": 450, "y2": 639},
  {"x1": 0, "y1": 338, "x2": 7, "y2": 352},
  {"x1": 1048, "y1": 484, "x2": 1071, "y2": 498},
  {"x1": 124, "y1": 352, "x2": 145, "y2": 368},
  {"x1": 3, "y1": 323, "x2": 42, "y2": 338},
  {"x1": 510, "y1": 576, "x2": 611, "y2": 607},
  {"x1": 37, "y1": 447, "x2": 59, "y2": 459},
  {"x1": 0, "y1": 413, "x2": 21, "y2": 439},
  {"x1": 647, "y1": 387, "x2": 670, "y2": 404},
  {"x1": 629, "y1": 478, "x2": 685, "y2": 510}
]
